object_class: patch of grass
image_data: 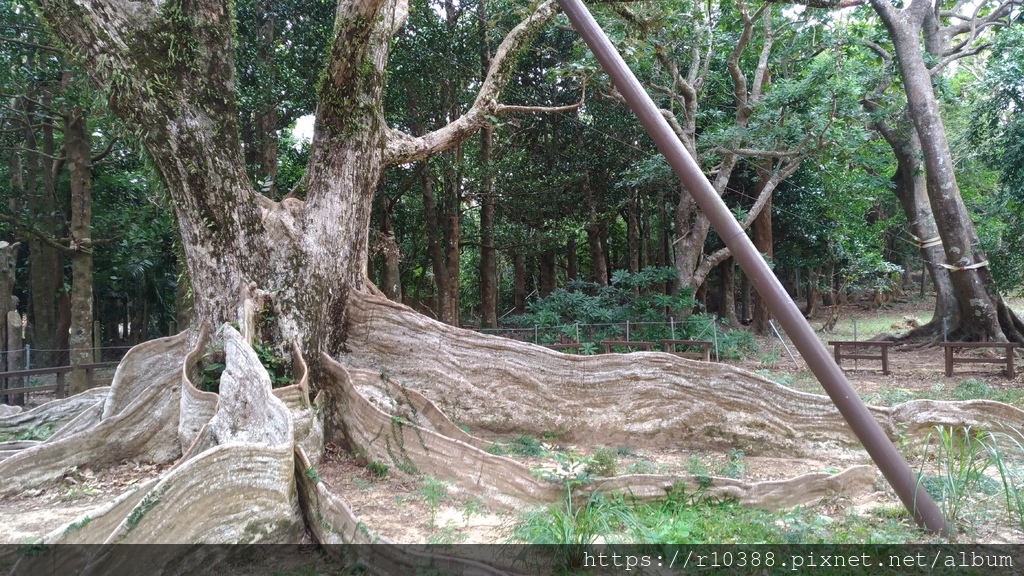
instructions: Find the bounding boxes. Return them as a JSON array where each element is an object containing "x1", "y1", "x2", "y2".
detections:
[
  {"x1": 635, "y1": 486, "x2": 919, "y2": 544},
  {"x1": 626, "y1": 459, "x2": 657, "y2": 474},
  {"x1": 509, "y1": 488, "x2": 637, "y2": 571},
  {"x1": 488, "y1": 434, "x2": 545, "y2": 457},
  {"x1": 986, "y1": 427, "x2": 1024, "y2": 532},
  {"x1": 686, "y1": 454, "x2": 710, "y2": 476},
  {"x1": 60, "y1": 486, "x2": 99, "y2": 502},
  {"x1": 916, "y1": 426, "x2": 993, "y2": 529},
  {"x1": 0, "y1": 425, "x2": 55, "y2": 443},
  {"x1": 862, "y1": 388, "x2": 920, "y2": 406},
  {"x1": 542, "y1": 429, "x2": 567, "y2": 442},
  {"x1": 717, "y1": 449, "x2": 746, "y2": 479},
  {"x1": 366, "y1": 461, "x2": 389, "y2": 480},
  {"x1": 951, "y1": 379, "x2": 1024, "y2": 405},
  {"x1": 427, "y1": 521, "x2": 467, "y2": 544},
  {"x1": 585, "y1": 447, "x2": 617, "y2": 477},
  {"x1": 615, "y1": 445, "x2": 635, "y2": 457}
]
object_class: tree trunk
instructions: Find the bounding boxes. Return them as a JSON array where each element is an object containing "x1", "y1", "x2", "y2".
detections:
[
  {"x1": 805, "y1": 267, "x2": 820, "y2": 319},
  {"x1": 719, "y1": 258, "x2": 740, "y2": 328},
  {"x1": 25, "y1": 94, "x2": 61, "y2": 368},
  {"x1": 539, "y1": 248, "x2": 557, "y2": 297},
  {"x1": 477, "y1": 0, "x2": 497, "y2": 329},
  {"x1": 582, "y1": 171, "x2": 608, "y2": 286},
  {"x1": 421, "y1": 166, "x2": 448, "y2": 322},
  {"x1": 67, "y1": 111, "x2": 95, "y2": 394},
  {"x1": 513, "y1": 252, "x2": 526, "y2": 314},
  {"x1": 740, "y1": 270, "x2": 751, "y2": 322},
  {"x1": 751, "y1": 165, "x2": 773, "y2": 335},
  {"x1": 378, "y1": 213, "x2": 402, "y2": 302},
  {"x1": 566, "y1": 236, "x2": 578, "y2": 283},
  {"x1": 882, "y1": 121, "x2": 957, "y2": 341},
  {"x1": 871, "y1": 0, "x2": 1021, "y2": 342},
  {"x1": 443, "y1": 176, "x2": 461, "y2": 325},
  {"x1": 627, "y1": 189, "x2": 640, "y2": 277}
]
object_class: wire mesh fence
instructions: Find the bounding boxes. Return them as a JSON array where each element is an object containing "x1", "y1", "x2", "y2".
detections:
[{"x1": 0, "y1": 345, "x2": 134, "y2": 372}]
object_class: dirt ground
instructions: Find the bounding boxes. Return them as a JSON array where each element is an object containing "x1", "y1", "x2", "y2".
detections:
[
  {"x1": 744, "y1": 297, "x2": 1024, "y2": 398},
  {"x1": 2, "y1": 298, "x2": 1023, "y2": 545}
]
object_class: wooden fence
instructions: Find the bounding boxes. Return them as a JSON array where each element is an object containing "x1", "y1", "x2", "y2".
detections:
[{"x1": 0, "y1": 362, "x2": 118, "y2": 403}]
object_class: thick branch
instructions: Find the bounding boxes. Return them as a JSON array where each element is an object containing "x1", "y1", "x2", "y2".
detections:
[
  {"x1": 0, "y1": 36, "x2": 61, "y2": 53},
  {"x1": 383, "y1": 0, "x2": 558, "y2": 166},
  {"x1": 0, "y1": 213, "x2": 73, "y2": 254},
  {"x1": 495, "y1": 91, "x2": 585, "y2": 115}
]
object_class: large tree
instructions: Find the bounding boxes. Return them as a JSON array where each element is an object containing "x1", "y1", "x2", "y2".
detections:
[
  {"x1": 2, "y1": 0, "x2": 1010, "y2": 561},
  {"x1": 866, "y1": 0, "x2": 1023, "y2": 342}
]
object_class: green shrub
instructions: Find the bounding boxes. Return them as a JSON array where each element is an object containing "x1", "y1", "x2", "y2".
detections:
[{"x1": 585, "y1": 447, "x2": 618, "y2": 477}]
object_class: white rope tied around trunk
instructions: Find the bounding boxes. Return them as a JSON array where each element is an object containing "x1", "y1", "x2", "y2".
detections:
[
  {"x1": 909, "y1": 233, "x2": 943, "y2": 249},
  {"x1": 939, "y1": 260, "x2": 989, "y2": 271}
]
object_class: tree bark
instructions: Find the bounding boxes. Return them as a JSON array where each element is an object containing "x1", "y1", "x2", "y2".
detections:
[
  {"x1": 67, "y1": 111, "x2": 95, "y2": 394},
  {"x1": 378, "y1": 212, "x2": 402, "y2": 302},
  {"x1": 25, "y1": 93, "x2": 61, "y2": 367},
  {"x1": 421, "y1": 166, "x2": 448, "y2": 322},
  {"x1": 751, "y1": 165, "x2": 773, "y2": 335},
  {"x1": 539, "y1": 248, "x2": 557, "y2": 297},
  {"x1": 719, "y1": 257, "x2": 740, "y2": 328},
  {"x1": 566, "y1": 236, "x2": 578, "y2": 283},
  {"x1": 513, "y1": 252, "x2": 526, "y2": 314},
  {"x1": 477, "y1": 0, "x2": 497, "y2": 329},
  {"x1": 805, "y1": 267, "x2": 820, "y2": 318},
  {"x1": 627, "y1": 189, "x2": 640, "y2": 277},
  {"x1": 582, "y1": 171, "x2": 608, "y2": 286}
]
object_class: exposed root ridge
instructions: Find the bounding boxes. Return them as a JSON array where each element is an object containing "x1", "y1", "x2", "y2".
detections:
[
  {"x1": 319, "y1": 353, "x2": 877, "y2": 514},
  {"x1": 7, "y1": 322, "x2": 310, "y2": 565}
]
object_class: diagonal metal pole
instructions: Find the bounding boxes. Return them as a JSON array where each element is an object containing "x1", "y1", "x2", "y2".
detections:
[{"x1": 557, "y1": 0, "x2": 948, "y2": 535}]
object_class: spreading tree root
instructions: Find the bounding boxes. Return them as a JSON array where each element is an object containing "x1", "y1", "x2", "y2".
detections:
[{"x1": 3, "y1": 291, "x2": 1024, "y2": 573}]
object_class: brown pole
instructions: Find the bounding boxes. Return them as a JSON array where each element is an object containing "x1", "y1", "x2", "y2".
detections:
[{"x1": 557, "y1": 0, "x2": 948, "y2": 535}]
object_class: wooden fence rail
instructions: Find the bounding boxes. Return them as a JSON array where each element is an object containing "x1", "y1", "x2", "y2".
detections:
[{"x1": 1, "y1": 362, "x2": 118, "y2": 402}]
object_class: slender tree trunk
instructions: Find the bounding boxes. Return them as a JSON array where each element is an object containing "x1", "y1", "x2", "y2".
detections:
[
  {"x1": 740, "y1": 270, "x2": 751, "y2": 322},
  {"x1": 422, "y1": 167, "x2": 448, "y2": 322},
  {"x1": 805, "y1": 267, "x2": 820, "y2": 318},
  {"x1": 582, "y1": 171, "x2": 608, "y2": 286},
  {"x1": 751, "y1": 165, "x2": 773, "y2": 335},
  {"x1": 539, "y1": 248, "x2": 557, "y2": 297},
  {"x1": 566, "y1": 237, "x2": 578, "y2": 283},
  {"x1": 885, "y1": 122, "x2": 957, "y2": 340},
  {"x1": 477, "y1": 0, "x2": 497, "y2": 329},
  {"x1": 66, "y1": 111, "x2": 95, "y2": 393},
  {"x1": 27, "y1": 92, "x2": 61, "y2": 367},
  {"x1": 378, "y1": 212, "x2": 402, "y2": 302},
  {"x1": 719, "y1": 258, "x2": 740, "y2": 328},
  {"x1": 513, "y1": 253, "x2": 526, "y2": 314},
  {"x1": 627, "y1": 189, "x2": 640, "y2": 277},
  {"x1": 444, "y1": 199, "x2": 460, "y2": 325}
]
